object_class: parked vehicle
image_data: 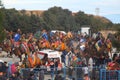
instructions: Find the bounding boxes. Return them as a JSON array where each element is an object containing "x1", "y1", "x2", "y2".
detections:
[{"x1": 37, "y1": 49, "x2": 62, "y2": 71}]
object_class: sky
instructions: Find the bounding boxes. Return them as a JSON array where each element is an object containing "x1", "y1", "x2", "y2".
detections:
[{"x1": 2, "y1": 0, "x2": 120, "y2": 23}]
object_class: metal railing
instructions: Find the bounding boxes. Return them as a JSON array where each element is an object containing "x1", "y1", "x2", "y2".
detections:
[
  {"x1": 1, "y1": 66, "x2": 120, "y2": 80},
  {"x1": 100, "y1": 69, "x2": 120, "y2": 80}
]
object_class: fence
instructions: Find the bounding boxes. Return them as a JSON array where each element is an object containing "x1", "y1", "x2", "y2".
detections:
[
  {"x1": 0, "y1": 67, "x2": 120, "y2": 80},
  {"x1": 20, "y1": 67, "x2": 120, "y2": 80},
  {"x1": 100, "y1": 69, "x2": 120, "y2": 80}
]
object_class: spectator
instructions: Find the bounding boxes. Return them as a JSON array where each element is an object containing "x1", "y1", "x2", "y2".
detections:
[
  {"x1": 82, "y1": 63, "x2": 89, "y2": 76},
  {"x1": 10, "y1": 73, "x2": 17, "y2": 80},
  {"x1": 99, "y1": 55, "x2": 105, "y2": 68},
  {"x1": 116, "y1": 54, "x2": 120, "y2": 64},
  {"x1": 68, "y1": 65, "x2": 73, "y2": 80},
  {"x1": 50, "y1": 59, "x2": 54, "y2": 79},
  {"x1": 27, "y1": 72, "x2": 34, "y2": 80},
  {"x1": 105, "y1": 55, "x2": 112, "y2": 65},
  {"x1": 83, "y1": 74, "x2": 90, "y2": 80},
  {"x1": 54, "y1": 58, "x2": 59, "y2": 74},
  {"x1": 54, "y1": 72, "x2": 63, "y2": 80},
  {"x1": 82, "y1": 63, "x2": 90, "y2": 80},
  {"x1": 88, "y1": 55, "x2": 93, "y2": 79},
  {"x1": 39, "y1": 65, "x2": 45, "y2": 80},
  {"x1": 112, "y1": 53, "x2": 118, "y2": 62}
]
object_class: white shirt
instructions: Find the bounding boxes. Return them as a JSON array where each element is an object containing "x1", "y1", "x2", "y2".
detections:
[
  {"x1": 82, "y1": 66, "x2": 89, "y2": 75},
  {"x1": 88, "y1": 57, "x2": 93, "y2": 71}
]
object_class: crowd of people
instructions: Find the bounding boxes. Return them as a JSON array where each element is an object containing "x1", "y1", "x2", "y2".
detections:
[{"x1": 0, "y1": 28, "x2": 120, "y2": 80}]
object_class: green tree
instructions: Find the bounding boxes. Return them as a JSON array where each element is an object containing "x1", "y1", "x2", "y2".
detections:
[
  {"x1": 1, "y1": 6, "x2": 114, "y2": 33},
  {"x1": 0, "y1": 0, "x2": 6, "y2": 43},
  {"x1": 112, "y1": 28, "x2": 120, "y2": 51},
  {"x1": 74, "y1": 11, "x2": 113, "y2": 32},
  {"x1": 74, "y1": 11, "x2": 90, "y2": 27},
  {"x1": 2, "y1": 8, "x2": 43, "y2": 33},
  {"x1": 42, "y1": 6, "x2": 77, "y2": 31}
]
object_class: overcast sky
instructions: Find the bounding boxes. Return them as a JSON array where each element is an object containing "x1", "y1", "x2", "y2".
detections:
[{"x1": 2, "y1": 0, "x2": 120, "y2": 23}]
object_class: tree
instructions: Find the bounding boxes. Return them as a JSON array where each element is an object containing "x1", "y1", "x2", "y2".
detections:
[
  {"x1": 112, "y1": 28, "x2": 120, "y2": 51},
  {"x1": 2, "y1": 8, "x2": 43, "y2": 33},
  {"x1": 42, "y1": 6, "x2": 77, "y2": 31},
  {"x1": 1, "y1": 6, "x2": 114, "y2": 33},
  {"x1": 0, "y1": 0, "x2": 3, "y2": 7},
  {"x1": 0, "y1": 0, "x2": 6, "y2": 43},
  {"x1": 74, "y1": 11, "x2": 90, "y2": 27}
]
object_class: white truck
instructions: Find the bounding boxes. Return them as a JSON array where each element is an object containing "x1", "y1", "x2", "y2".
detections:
[
  {"x1": 80, "y1": 27, "x2": 91, "y2": 36},
  {"x1": 37, "y1": 49, "x2": 62, "y2": 71}
]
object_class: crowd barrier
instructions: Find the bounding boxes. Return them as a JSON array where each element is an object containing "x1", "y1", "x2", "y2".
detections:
[
  {"x1": 19, "y1": 67, "x2": 120, "y2": 80},
  {"x1": 0, "y1": 66, "x2": 120, "y2": 80},
  {"x1": 100, "y1": 69, "x2": 120, "y2": 80}
]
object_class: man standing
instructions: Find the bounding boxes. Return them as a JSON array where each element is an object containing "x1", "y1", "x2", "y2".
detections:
[{"x1": 88, "y1": 55, "x2": 93, "y2": 80}]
